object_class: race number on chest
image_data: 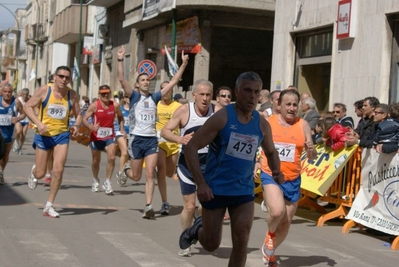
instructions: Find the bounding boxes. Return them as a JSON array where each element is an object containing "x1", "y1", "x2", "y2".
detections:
[
  {"x1": 47, "y1": 104, "x2": 67, "y2": 119},
  {"x1": 274, "y1": 142, "x2": 295, "y2": 162},
  {"x1": 226, "y1": 132, "x2": 258, "y2": 161}
]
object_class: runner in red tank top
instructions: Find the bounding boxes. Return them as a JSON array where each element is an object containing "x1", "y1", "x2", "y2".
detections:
[{"x1": 83, "y1": 85, "x2": 125, "y2": 195}]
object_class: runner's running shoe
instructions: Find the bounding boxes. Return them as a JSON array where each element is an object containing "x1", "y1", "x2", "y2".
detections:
[
  {"x1": 91, "y1": 178, "x2": 100, "y2": 192},
  {"x1": 142, "y1": 204, "x2": 155, "y2": 219},
  {"x1": 117, "y1": 163, "x2": 130, "y2": 186},
  {"x1": 102, "y1": 180, "x2": 113, "y2": 195},
  {"x1": 28, "y1": 164, "x2": 38, "y2": 189},
  {"x1": 160, "y1": 202, "x2": 170, "y2": 215},
  {"x1": 43, "y1": 205, "x2": 60, "y2": 218},
  {"x1": 262, "y1": 233, "x2": 276, "y2": 265},
  {"x1": 179, "y1": 216, "x2": 202, "y2": 249},
  {"x1": 43, "y1": 176, "x2": 51, "y2": 187},
  {"x1": 178, "y1": 246, "x2": 192, "y2": 257}
]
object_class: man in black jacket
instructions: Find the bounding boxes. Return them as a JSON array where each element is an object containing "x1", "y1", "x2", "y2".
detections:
[{"x1": 355, "y1": 97, "x2": 380, "y2": 148}]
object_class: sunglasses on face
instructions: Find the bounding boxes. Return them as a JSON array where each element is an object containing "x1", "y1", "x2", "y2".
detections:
[
  {"x1": 56, "y1": 74, "x2": 71, "y2": 80},
  {"x1": 220, "y1": 94, "x2": 232, "y2": 99},
  {"x1": 333, "y1": 111, "x2": 341, "y2": 114}
]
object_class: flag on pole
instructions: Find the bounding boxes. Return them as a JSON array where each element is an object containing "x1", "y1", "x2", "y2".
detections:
[
  {"x1": 28, "y1": 69, "x2": 36, "y2": 82},
  {"x1": 73, "y1": 57, "x2": 80, "y2": 80},
  {"x1": 164, "y1": 46, "x2": 178, "y2": 77}
]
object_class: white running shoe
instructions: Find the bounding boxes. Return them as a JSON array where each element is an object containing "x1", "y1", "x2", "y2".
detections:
[
  {"x1": 102, "y1": 180, "x2": 113, "y2": 195},
  {"x1": 43, "y1": 205, "x2": 60, "y2": 218},
  {"x1": 91, "y1": 178, "x2": 100, "y2": 192},
  {"x1": 178, "y1": 246, "x2": 192, "y2": 257},
  {"x1": 12, "y1": 141, "x2": 18, "y2": 152},
  {"x1": 142, "y1": 204, "x2": 155, "y2": 219},
  {"x1": 261, "y1": 200, "x2": 268, "y2": 212},
  {"x1": 115, "y1": 171, "x2": 121, "y2": 179},
  {"x1": 117, "y1": 163, "x2": 130, "y2": 187},
  {"x1": 28, "y1": 165, "x2": 38, "y2": 190}
]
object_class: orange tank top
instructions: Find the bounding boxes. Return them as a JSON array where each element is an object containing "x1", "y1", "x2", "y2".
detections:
[{"x1": 261, "y1": 115, "x2": 305, "y2": 181}]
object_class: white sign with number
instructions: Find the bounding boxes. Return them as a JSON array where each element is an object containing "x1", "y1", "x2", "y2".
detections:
[
  {"x1": 226, "y1": 132, "x2": 258, "y2": 161},
  {"x1": 47, "y1": 104, "x2": 67, "y2": 119},
  {"x1": 275, "y1": 142, "x2": 295, "y2": 162},
  {"x1": 97, "y1": 127, "x2": 112, "y2": 138},
  {"x1": 0, "y1": 114, "x2": 12, "y2": 126}
]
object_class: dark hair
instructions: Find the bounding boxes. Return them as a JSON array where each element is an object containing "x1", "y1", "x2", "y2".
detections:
[
  {"x1": 322, "y1": 117, "x2": 337, "y2": 139},
  {"x1": 160, "y1": 81, "x2": 169, "y2": 89},
  {"x1": 376, "y1": 103, "x2": 389, "y2": 114},
  {"x1": 364, "y1": 96, "x2": 380, "y2": 108},
  {"x1": 277, "y1": 89, "x2": 300, "y2": 105},
  {"x1": 235, "y1": 71, "x2": 263, "y2": 89},
  {"x1": 389, "y1": 102, "x2": 399, "y2": 119},
  {"x1": 136, "y1": 73, "x2": 149, "y2": 82},
  {"x1": 320, "y1": 111, "x2": 334, "y2": 119},
  {"x1": 55, "y1": 66, "x2": 71, "y2": 75},
  {"x1": 216, "y1": 86, "x2": 232, "y2": 97},
  {"x1": 48, "y1": 75, "x2": 54, "y2": 83},
  {"x1": 270, "y1": 90, "x2": 281, "y2": 101},
  {"x1": 354, "y1": 100, "x2": 364, "y2": 110},
  {"x1": 333, "y1": 103, "x2": 347, "y2": 112}
]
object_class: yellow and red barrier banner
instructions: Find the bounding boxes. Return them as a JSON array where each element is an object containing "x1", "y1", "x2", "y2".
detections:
[
  {"x1": 300, "y1": 144, "x2": 358, "y2": 196},
  {"x1": 346, "y1": 149, "x2": 399, "y2": 236}
]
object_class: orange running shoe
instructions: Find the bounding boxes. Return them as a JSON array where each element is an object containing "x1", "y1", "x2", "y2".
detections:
[{"x1": 262, "y1": 233, "x2": 276, "y2": 265}]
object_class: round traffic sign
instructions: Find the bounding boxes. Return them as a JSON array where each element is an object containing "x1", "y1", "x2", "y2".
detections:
[{"x1": 137, "y1": 60, "x2": 157, "y2": 80}]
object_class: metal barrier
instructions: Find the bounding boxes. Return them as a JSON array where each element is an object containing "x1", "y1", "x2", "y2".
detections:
[{"x1": 298, "y1": 147, "x2": 362, "y2": 226}]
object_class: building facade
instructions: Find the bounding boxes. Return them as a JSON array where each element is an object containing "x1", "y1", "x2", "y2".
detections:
[
  {"x1": 271, "y1": 0, "x2": 399, "y2": 116},
  {"x1": 88, "y1": 0, "x2": 276, "y2": 100}
]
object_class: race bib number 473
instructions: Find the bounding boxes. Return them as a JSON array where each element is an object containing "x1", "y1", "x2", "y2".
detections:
[{"x1": 226, "y1": 132, "x2": 258, "y2": 161}]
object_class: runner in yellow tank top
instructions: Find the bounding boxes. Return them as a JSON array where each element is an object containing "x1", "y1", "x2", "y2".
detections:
[
  {"x1": 156, "y1": 83, "x2": 181, "y2": 216},
  {"x1": 38, "y1": 84, "x2": 72, "y2": 137},
  {"x1": 24, "y1": 66, "x2": 82, "y2": 218}
]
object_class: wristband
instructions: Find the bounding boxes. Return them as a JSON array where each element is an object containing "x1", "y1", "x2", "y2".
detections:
[{"x1": 117, "y1": 58, "x2": 124, "y2": 62}]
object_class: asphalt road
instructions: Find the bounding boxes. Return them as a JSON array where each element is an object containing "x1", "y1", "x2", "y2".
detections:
[{"x1": 0, "y1": 129, "x2": 397, "y2": 267}]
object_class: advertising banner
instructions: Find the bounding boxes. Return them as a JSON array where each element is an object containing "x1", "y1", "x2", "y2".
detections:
[
  {"x1": 300, "y1": 144, "x2": 358, "y2": 195},
  {"x1": 142, "y1": 0, "x2": 176, "y2": 21},
  {"x1": 346, "y1": 149, "x2": 399, "y2": 236},
  {"x1": 161, "y1": 16, "x2": 201, "y2": 54}
]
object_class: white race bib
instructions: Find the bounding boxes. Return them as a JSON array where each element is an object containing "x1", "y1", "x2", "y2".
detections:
[
  {"x1": 97, "y1": 127, "x2": 112, "y2": 138},
  {"x1": 226, "y1": 132, "x2": 259, "y2": 161},
  {"x1": 47, "y1": 104, "x2": 67, "y2": 119},
  {"x1": 0, "y1": 114, "x2": 12, "y2": 126},
  {"x1": 138, "y1": 110, "x2": 156, "y2": 124},
  {"x1": 275, "y1": 142, "x2": 296, "y2": 162},
  {"x1": 123, "y1": 116, "x2": 130, "y2": 126}
]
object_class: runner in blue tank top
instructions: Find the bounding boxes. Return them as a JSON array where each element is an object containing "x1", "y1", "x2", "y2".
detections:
[{"x1": 180, "y1": 72, "x2": 284, "y2": 267}]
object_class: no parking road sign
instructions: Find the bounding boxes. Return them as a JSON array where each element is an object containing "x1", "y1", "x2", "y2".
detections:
[{"x1": 137, "y1": 60, "x2": 157, "y2": 80}]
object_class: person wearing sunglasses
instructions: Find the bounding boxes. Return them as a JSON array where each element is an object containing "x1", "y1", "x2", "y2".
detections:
[
  {"x1": 24, "y1": 66, "x2": 82, "y2": 218},
  {"x1": 214, "y1": 86, "x2": 232, "y2": 112},
  {"x1": 333, "y1": 103, "x2": 354, "y2": 128}
]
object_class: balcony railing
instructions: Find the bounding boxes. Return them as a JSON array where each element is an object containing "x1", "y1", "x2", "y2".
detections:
[{"x1": 52, "y1": 5, "x2": 88, "y2": 44}]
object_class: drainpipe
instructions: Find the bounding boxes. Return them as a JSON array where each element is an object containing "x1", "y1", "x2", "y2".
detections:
[
  {"x1": 35, "y1": 0, "x2": 40, "y2": 90},
  {"x1": 76, "y1": 0, "x2": 83, "y2": 96}
]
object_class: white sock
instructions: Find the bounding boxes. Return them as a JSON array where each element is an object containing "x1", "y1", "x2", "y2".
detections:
[
  {"x1": 106, "y1": 178, "x2": 111, "y2": 183},
  {"x1": 93, "y1": 178, "x2": 99, "y2": 183},
  {"x1": 45, "y1": 173, "x2": 51, "y2": 178},
  {"x1": 46, "y1": 201, "x2": 52, "y2": 207}
]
